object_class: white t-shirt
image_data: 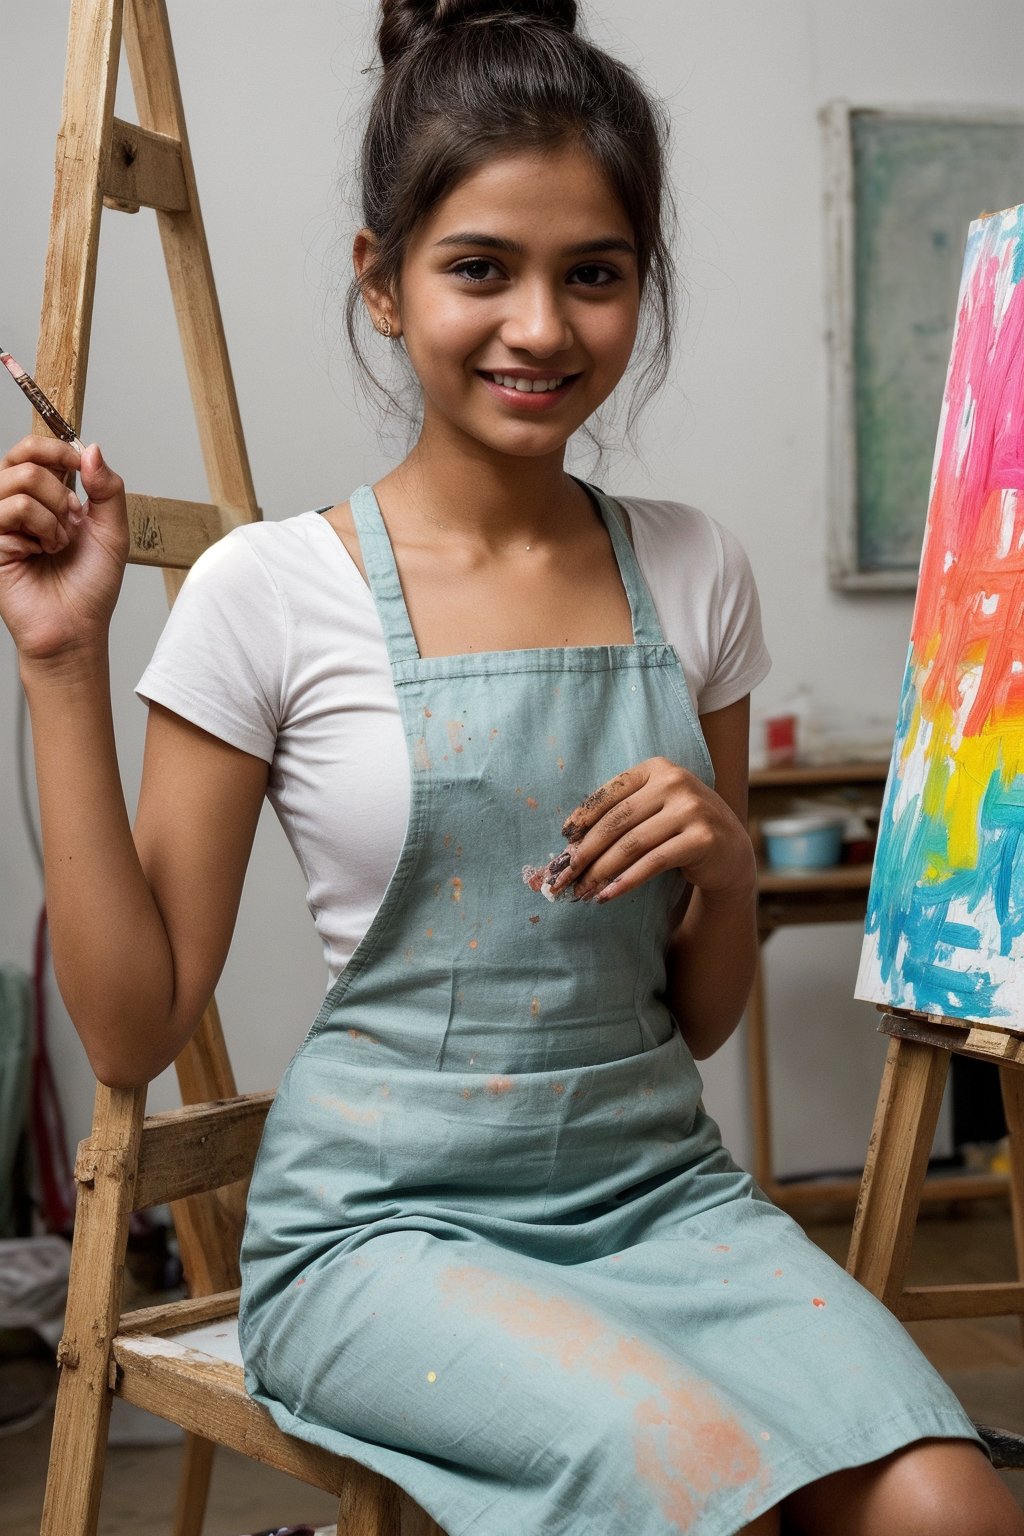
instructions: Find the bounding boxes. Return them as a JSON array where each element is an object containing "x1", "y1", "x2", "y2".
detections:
[{"x1": 136, "y1": 495, "x2": 770, "y2": 981}]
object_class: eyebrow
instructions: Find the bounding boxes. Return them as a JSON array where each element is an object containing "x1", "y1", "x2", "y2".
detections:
[{"x1": 434, "y1": 232, "x2": 636, "y2": 258}]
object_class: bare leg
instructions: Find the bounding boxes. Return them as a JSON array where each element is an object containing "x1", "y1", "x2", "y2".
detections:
[
  {"x1": 739, "y1": 1510, "x2": 782, "y2": 1535},
  {"x1": 783, "y1": 1439, "x2": 1024, "y2": 1536}
]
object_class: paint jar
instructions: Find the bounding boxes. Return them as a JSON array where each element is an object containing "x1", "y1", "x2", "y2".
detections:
[{"x1": 760, "y1": 812, "x2": 846, "y2": 871}]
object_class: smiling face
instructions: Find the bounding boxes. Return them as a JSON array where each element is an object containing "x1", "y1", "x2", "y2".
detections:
[{"x1": 365, "y1": 143, "x2": 642, "y2": 466}]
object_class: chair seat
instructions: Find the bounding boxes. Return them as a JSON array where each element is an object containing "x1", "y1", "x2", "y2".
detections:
[{"x1": 112, "y1": 1291, "x2": 352, "y2": 1496}]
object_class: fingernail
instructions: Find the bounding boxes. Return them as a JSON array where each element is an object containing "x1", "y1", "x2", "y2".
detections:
[
  {"x1": 595, "y1": 880, "x2": 620, "y2": 905},
  {"x1": 67, "y1": 491, "x2": 84, "y2": 525},
  {"x1": 548, "y1": 849, "x2": 572, "y2": 880},
  {"x1": 561, "y1": 817, "x2": 580, "y2": 841}
]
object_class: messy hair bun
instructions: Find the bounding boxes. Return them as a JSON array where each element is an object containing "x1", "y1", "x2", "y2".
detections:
[
  {"x1": 379, "y1": 0, "x2": 578, "y2": 70},
  {"x1": 349, "y1": 0, "x2": 676, "y2": 440}
]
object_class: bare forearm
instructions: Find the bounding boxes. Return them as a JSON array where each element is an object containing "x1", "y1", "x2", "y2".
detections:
[
  {"x1": 21, "y1": 649, "x2": 178, "y2": 1084},
  {"x1": 666, "y1": 885, "x2": 758, "y2": 1061}
]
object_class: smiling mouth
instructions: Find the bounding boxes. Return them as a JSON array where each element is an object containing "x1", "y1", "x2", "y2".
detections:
[{"x1": 479, "y1": 371, "x2": 579, "y2": 393}]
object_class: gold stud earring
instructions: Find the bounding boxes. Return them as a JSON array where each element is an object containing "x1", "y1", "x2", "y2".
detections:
[{"x1": 377, "y1": 316, "x2": 393, "y2": 338}]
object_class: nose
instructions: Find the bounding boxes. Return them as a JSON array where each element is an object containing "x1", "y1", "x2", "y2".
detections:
[{"x1": 500, "y1": 279, "x2": 573, "y2": 359}]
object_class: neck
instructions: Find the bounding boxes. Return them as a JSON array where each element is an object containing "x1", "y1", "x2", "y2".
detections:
[{"x1": 381, "y1": 423, "x2": 592, "y2": 551}]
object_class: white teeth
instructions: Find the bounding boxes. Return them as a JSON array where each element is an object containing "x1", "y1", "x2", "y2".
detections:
[{"x1": 492, "y1": 374, "x2": 565, "y2": 392}]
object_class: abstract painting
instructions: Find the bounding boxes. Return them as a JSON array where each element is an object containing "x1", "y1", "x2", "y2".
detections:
[{"x1": 857, "y1": 202, "x2": 1024, "y2": 1027}]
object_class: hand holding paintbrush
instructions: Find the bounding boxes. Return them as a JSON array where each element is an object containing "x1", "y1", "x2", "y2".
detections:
[{"x1": 0, "y1": 396, "x2": 129, "y2": 665}]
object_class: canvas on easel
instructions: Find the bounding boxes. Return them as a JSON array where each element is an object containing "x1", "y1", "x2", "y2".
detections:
[{"x1": 857, "y1": 202, "x2": 1024, "y2": 1030}]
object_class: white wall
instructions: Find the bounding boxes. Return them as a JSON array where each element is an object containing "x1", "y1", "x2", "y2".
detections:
[{"x1": 2, "y1": 0, "x2": 1021, "y2": 1176}]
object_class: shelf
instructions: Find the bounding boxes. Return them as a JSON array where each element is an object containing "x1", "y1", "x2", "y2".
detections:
[
  {"x1": 757, "y1": 863, "x2": 874, "y2": 895},
  {"x1": 749, "y1": 760, "x2": 890, "y2": 789}
]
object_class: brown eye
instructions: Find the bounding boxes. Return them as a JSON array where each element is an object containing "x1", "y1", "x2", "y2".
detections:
[
  {"x1": 452, "y1": 258, "x2": 502, "y2": 283},
  {"x1": 571, "y1": 264, "x2": 617, "y2": 287}
]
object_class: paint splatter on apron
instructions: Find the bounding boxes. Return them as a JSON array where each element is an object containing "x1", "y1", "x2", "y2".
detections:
[{"x1": 239, "y1": 483, "x2": 978, "y2": 1535}]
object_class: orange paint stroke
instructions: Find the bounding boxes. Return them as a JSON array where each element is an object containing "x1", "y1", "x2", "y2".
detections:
[
  {"x1": 438, "y1": 1265, "x2": 764, "y2": 1528},
  {"x1": 485, "y1": 1075, "x2": 514, "y2": 1095}
]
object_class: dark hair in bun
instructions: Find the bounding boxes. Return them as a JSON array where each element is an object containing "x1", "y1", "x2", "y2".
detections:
[
  {"x1": 348, "y1": 0, "x2": 676, "y2": 434},
  {"x1": 379, "y1": 0, "x2": 578, "y2": 70}
]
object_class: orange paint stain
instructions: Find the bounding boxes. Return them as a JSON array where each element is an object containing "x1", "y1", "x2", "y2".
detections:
[
  {"x1": 295, "y1": 1277, "x2": 306, "y2": 1287},
  {"x1": 526, "y1": 796, "x2": 539, "y2": 809},
  {"x1": 309, "y1": 1094, "x2": 380, "y2": 1126},
  {"x1": 443, "y1": 833, "x2": 452, "y2": 849},
  {"x1": 468, "y1": 938, "x2": 479, "y2": 949},
  {"x1": 489, "y1": 728, "x2": 499, "y2": 740},
  {"x1": 556, "y1": 756, "x2": 565, "y2": 772},
  {"x1": 713, "y1": 1245, "x2": 731, "y2": 1253},
  {"x1": 812, "y1": 1297, "x2": 827, "y2": 1309},
  {"x1": 773, "y1": 1269, "x2": 783, "y2": 1278},
  {"x1": 530, "y1": 997, "x2": 541, "y2": 1017},
  {"x1": 450, "y1": 876, "x2": 463, "y2": 902},
  {"x1": 461, "y1": 1088, "x2": 473, "y2": 1100},
  {"x1": 446, "y1": 721, "x2": 465, "y2": 753},
  {"x1": 529, "y1": 914, "x2": 541, "y2": 925},
  {"x1": 423, "y1": 707, "x2": 432, "y2": 717},
  {"x1": 485, "y1": 1075, "x2": 514, "y2": 1095},
  {"x1": 425, "y1": 927, "x2": 433, "y2": 938},
  {"x1": 414, "y1": 737, "x2": 431, "y2": 771},
  {"x1": 552, "y1": 1082, "x2": 566, "y2": 1096},
  {"x1": 437, "y1": 1266, "x2": 764, "y2": 1527},
  {"x1": 346, "y1": 1028, "x2": 379, "y2": 1044}
]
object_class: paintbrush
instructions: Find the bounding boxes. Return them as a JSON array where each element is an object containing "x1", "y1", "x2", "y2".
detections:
[{"x1": 1, "y1": 345, "x2": 85, "y2": 454}]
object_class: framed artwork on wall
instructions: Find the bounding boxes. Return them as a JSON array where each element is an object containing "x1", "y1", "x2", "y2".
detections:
[{"x1": 823, "y1": 102, "x2": 1024, "y2": 591}]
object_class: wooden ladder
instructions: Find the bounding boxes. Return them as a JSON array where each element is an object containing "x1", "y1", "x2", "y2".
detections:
[{"x1": 32, "y1": 3, "x2": 443, "y2": 1532}]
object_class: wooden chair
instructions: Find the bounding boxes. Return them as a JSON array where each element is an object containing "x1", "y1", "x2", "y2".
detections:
[{"x1": 34, "y1": 1, "x2": 444, "y2": 1530}]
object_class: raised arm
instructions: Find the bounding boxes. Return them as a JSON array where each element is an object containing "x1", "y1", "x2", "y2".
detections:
[{"x1": 2, "y1": 437, "x2": 267, "y2": 1087}]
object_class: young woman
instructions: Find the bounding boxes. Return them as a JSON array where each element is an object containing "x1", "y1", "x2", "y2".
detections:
[{"x1": 2, "y1": 2, "x2": 1021, "y2": 1532}]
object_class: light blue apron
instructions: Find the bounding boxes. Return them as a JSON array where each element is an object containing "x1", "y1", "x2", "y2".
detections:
[{"x1": 239, "y1": 483, "x2": 978, "y2": 1535}]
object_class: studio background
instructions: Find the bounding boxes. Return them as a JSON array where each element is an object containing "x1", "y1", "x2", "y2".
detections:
[{"x1": 3, "y1": 0, "x2": 1021, "y2": 1181}]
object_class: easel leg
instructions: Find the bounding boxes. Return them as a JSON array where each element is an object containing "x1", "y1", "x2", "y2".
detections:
[
  {"x1": 999, "y1": 1062, "x2": 1024, "y2": 1348},
  {"x1": 847, "y1": 1034, "x2": 949, "y2": 1310}
]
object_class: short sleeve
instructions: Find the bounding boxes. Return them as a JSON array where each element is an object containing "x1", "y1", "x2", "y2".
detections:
[
  {"x1": 699, "y1": 521, "x2": 771, "y2": 714},
  {"x1": 135, "y1": 528, "x2": 286, "y2": 763}
]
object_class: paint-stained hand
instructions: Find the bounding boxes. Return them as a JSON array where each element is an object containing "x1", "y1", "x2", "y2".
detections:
[
  {"x1": 0, "y1": 435, "x2": 129, "y2": 663},
  {"x1": 549, "y1": 757, "x2": 755, "y2": 906}
]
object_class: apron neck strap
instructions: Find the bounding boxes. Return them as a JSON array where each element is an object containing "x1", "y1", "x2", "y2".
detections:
[
  {"x1": 349, "y1": 484, "x2": 421, "y2": 663},
  {"x1": 579, "y1": 481, "x2": 665, "y2": 648}
]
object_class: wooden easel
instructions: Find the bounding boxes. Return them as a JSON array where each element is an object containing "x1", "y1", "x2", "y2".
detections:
[
  {"x1": 33, "y1": 3, "x2": 442, "y2": 1532},
  {"x1": 848, "y1": 1008, "x2": 1024, "y2": 1322},
  {"x1": 847, "y1": 1007, "x2": 1024, "y2": 1466}
]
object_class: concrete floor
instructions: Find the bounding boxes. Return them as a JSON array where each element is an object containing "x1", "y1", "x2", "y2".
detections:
[{"x1": 3, "y1": 1204, "x2": 1022, "y2": 1535}]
